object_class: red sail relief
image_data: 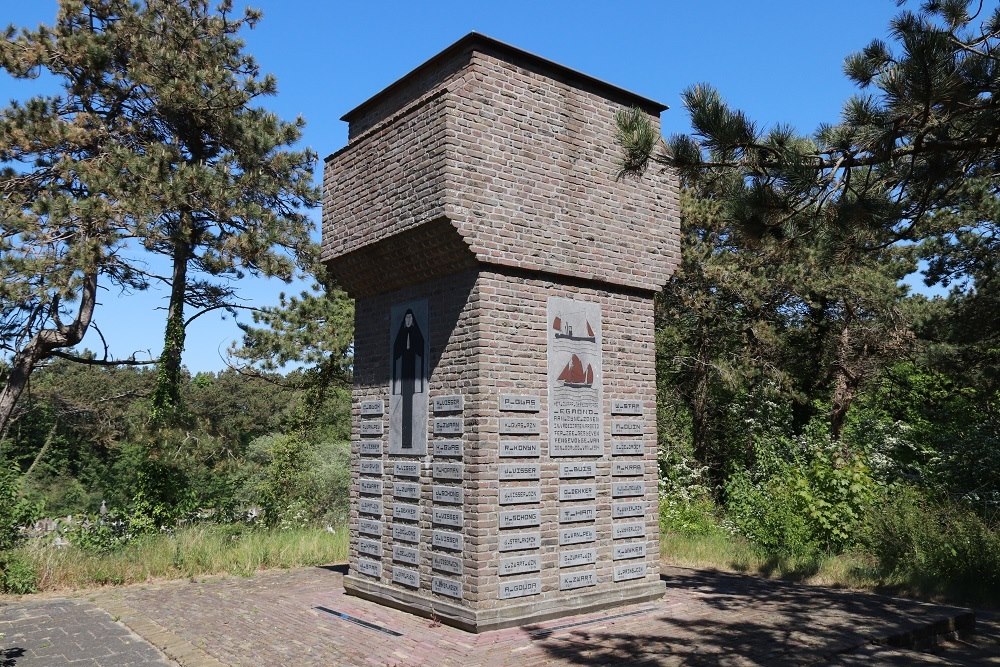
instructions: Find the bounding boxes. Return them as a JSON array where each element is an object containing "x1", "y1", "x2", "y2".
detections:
[{"x1": 558, "y1": 354, "x2": 594, "y2": 387}]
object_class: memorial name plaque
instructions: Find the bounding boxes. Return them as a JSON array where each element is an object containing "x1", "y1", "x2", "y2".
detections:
[
  {"x1": 359, "y1": 498, "x2": 383, "y2": 516},
  {"x1": 614, "y1": 542, "x2": 647, "y2": 560},
  {"x1": 499, "y1": 487, "x2": 541, "y2": 505},
  {"x1": 392, "y1": 524, "x2": 420, "y2": 543},
  {"x1": 499, "y1": 418, "x2": 540, "y2": 435},
  {"x1": 559, "y1": 548, "x2": 597, "y2": 568},
  {"x1": 358, "y1": 518, "x2": 382, "y2": 536},
  {"x1": 433, "y1": 463, "x2": 463, "y2": 480},
  {"x1": 434, "y1": 418, "x2": 463, "y2": 435},
  {"x1": 359, "y1": 479, "x2": 383, "y2": 496},
  {"x1": 549, "y1": 297, "x2": 603, "y2": 462},
  {"x1": 499, "y1": 440, "x2": 541, "y2": 458},
  {"x1": 611, "y1": 421, "x2": 644, "y2": 436},
  {"x1": 499, "y1": 510, "x2": 541, "y2": 528},
  {"x1": 614, "y1": 562, "x2": 648, "y2": 582},
  {"x1": 432, "y1": 395, "x2": 464, "y2": 413},
  {"x1": 393, "y1": 503, "x2": 419, "y2": 522},
  {"x1": 560, "y1": 570, "x2": 597, "y2": 591},
  {"x1": 393, "y1": 482, "x2": 420, "y2": 500},
  {"x1": 613, "y1": 461, "x2": 644, "y2": 476},
  {"x1": 498, "y1": 578, "x2": 540, "y2": 600},
  {"x1": 612, "y1": 501, "x2": 646, "y2": 518},
  {"x1": 432, "y1": 576, "x2": 463, "y2": 599},
  {"x1": 356, "y1": 558, "x2": 381, "y2": 579},
  {"x1": 559, "y1": 462, "x2": 596, "y2": 478},
  {"x1": 499, "y1": 554, "x2": 541, "y2": 576},
  {"x1": 550, "y1": 408, "x2": 603, "y2": 457},
  {"x1": 392, "y1": 566, "x2": 420, "y2": 588},
  {"x1": 559, "y1": 484, "x2": 596, "y2": 501},
  {"x1": 358, "y1": 538, "x2": 382, "y2": 558},
  {"x1": 432, "y1": 485, "x2": 463, "y2": 504},
  {"x1": 500, "y1": 395, "x2": 540, "y2": 412},
  {"x1": 613, "y1": 522, "x2": 647, "y2": 539},
  {"x1": 559, "y1": 505, "x2": 596, "y2": 523},
  {"x1": 611, "y1": 400, "x2": 643, "y2": 415},
  {"x1": 612, "y1": 482, "x2": 645, "y2": 498},
  {"x1": 432, "y1": 507, "x2": 463, "y2": 528},
  {"x1": 559, "y1": 526, "x2": 597, "y2": 545},
  {"x1": 359, "y1": 460, "x2": 383, "y2": 476},
  {"x1": 394, "y1": 462, "x2": 420, "y2": 478},
  {"x1": 499, "y1": 532, "x2": 540, "y2": 552},
  {"x1": 499, "y1": 463, "x2": 540, "y2": 481},
  {"x1": 432, "y1": 553, "x2": 463, "y2": 575},
  {"x1": 433, "y1": 439, "x2": 463, "y2": 457},
  {"x1": 393, "y1": 544, "x2": 419, "y2": 565},
  {"x1": 359, "y1": 440, "x2": 383, "y2": 456},
  {"x1": 432, "y1": 530, "x2": 464, "y2": 551},
  {"x1": 611, "y1": 439, "x2": 644, "y2": 456},
  {"x1": 360, "y1": 400, "x2": 384, "y2": 416},
  {"x1": 360, "y1": 420, "x2": 384, "y2": 436}
]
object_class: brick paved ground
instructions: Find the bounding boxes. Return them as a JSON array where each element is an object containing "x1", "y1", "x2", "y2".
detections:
[{"x1": 2, "y1": 566, "x2": 994, "y2": 666}]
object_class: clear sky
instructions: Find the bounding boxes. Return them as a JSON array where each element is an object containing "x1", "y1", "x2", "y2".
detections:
[{"x1": 1, "y1": 1, "x2": 906, "y2": 373}]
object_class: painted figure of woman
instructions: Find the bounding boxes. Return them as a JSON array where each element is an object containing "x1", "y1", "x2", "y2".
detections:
[{"x1": 392, "y1": 309, "x2": 425, "y2": 449}]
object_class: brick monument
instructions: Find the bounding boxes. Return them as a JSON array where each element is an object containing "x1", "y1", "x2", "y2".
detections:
[{"x1": 322, "y1": 33, "x2": 680, "y2": 632}]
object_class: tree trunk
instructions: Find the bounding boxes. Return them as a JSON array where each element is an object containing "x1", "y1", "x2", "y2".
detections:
[
  {"x1": 0, "y1": 271, "x2": 98, "y2": 437},
  {"x1": 151, "y1": 230, "x2": 191, "y2": 426},
  {"x1": 829, "y1": 316, "x2": 859, "y2": 441}
]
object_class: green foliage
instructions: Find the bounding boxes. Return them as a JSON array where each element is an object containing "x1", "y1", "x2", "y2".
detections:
[
  {"x1": 0, "y1": 465, "x2": 37, "y2": 551},
  {"x1": 0, "y1": 551, "x2": 37, "y2": 594}
]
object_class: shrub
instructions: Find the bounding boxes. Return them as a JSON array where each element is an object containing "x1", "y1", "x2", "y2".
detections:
[
  {"x1": 725, "y1": 466, "x2": 818, "y2": 557},
  {"x1": 0, "y1": 552, "x2": 38, "y2": 594}
]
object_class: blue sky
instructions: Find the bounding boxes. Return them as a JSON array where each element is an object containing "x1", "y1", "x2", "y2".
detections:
[{"x1": 1, "y1": 1, "x2": 906, "y2": 372}]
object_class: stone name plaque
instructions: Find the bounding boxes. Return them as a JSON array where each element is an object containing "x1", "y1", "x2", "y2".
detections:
[
  {"x1": 432, "y1": 576, "x2": 462, "y2": 599},
  {"x1": 614, "y1": 562, "x2": 648, "y2": 582},
  {"x1": 612, "y1": 461, "x2": 644, "y2": 476},
  {"x1": 611, "y1": 440, "x2": 644, "y2": 456},
  {"x1": 433, "y1": 439, "x2": 463, "y2": 457},
  {"x1": 499, "y1": 487, "x2": 541, "y2": 505},
  {"x1": 500, "y1": 395, "x2": 540, "y2": 412},
  {"x1": 359, "y1": 499, "x2": 383, "y2": 516},
  {"x1": 559, "y1": 526, "x2": 596, "y2": 546},
  {"x1": 434, "y1": 418, "x2": 463, "y2": 435},
  {"x1": 393, "y1": 482, "x2": 420, "y2": 500},
  {"x1": 613, "y1": 522, "x2": 647, "y2": 539},
  {"x1": 432, "y1": 507, "x2": 463, "y2": 528},
  {"x1": 559, "y1": 547, "x2": 597, "y2": 568},
  {"x1": 499, "y1": 532, "x2": 540, "y2": 552},
  {"x1": 499, "y1": 440, "x2": 541, "y2": 458},
  {"x1": 392, "y1": 524, "x2": 420, "y2": 543},
  {"x1": 498, "y1": 578, "x2": 540, "y2": 600},
  {"x1": 356, "y1": 558, "x2": 381, "y2": 579},
  {"x1": 499, "y1": 510, "x2": 541, "y2": 528},
  {"x1": 394, "y1": 461, "x2": 420, "y2": 478},
  {"x1": 612, "y1": 501, "x2": 646, "y2": 518},
  {"x1": 359, "y1": 460, "x2": 383, "y2": 476},
  {"x1": 549, "y1": 297, "x2": 603, "y2": 459},
  {"x1": 499, "y1": 464, "x2": 540, "y2": 481},
  {"x1": 358, "y1": 518, "x2": 382, "y2": 536},
  {"x1": 560, "y1": 570, "x2": 597, "y2": 591},
  {"x1": 432, "y1": 485, "x2": 463, "y2": 504},
  {"x1": 393, "y1": 544, "x2": 419, "y2": 565},
  {"x1": 432, "y1": 463, "x2": 463, "y2": 480},
  {"x1": 360, "y1": 420, "x2": 384, "y2": 436},
  {"x1": 612, "y1": 482, "x2": 645, "y2": 498},
  {"x1": 432, "y1": 395, "x2": 464, "y2": 413},
  {"x1": 360, "y1": 400, "x2": 384, "y2": 416},
  {"x1": 432, "y1": 553, "x2": 463, "y2": 575},
  {"x1": 393, "y1": 503, "x2": 419, "y2": 522},
  {"x1": 613, "y1": 542, "x2": 647, "y2": 560},
  {"x1": 432, "y1": 530, "x2": 464, "y2": 552},
  {"x1": 359, "y1": 440, "x2": 383, "y2": 456},
  {"x1": 611, "y1": 400, "x2": 643, "y2": 415},
  {"x1": 357, "y1": 538, "x2": 382, "y2": 558},
  {"x1": 499, "y1": 418, "x2": 540, "y2": 435},
  {"x1": 559, "y1": 484, "x2": 596, "y2": 501},
  {"x1": 611, "y1": 421, "x2": 644, "y2": 436},
  {"x1": 359, "y1": 479, "x2": 383, "y2": 496},
  {"x1": 499, "y1": 554, "x2": 541, "y2": 576},
  {"x1": 392, "y1": 566, "x2": 420, "y2": 588},
  {"x1": 559, "y1": 505, "x2": 596, "y2": 523},
  {"x1": 559, "y1": 462, "x2": 596, "y2": 478}
]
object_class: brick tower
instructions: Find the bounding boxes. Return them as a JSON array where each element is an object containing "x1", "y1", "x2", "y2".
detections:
[{"x1": 322, "y1": 33, "x2": 679, "y2": 632}]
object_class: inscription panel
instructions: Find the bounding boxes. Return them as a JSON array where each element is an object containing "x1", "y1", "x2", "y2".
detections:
[
  {"x1": 394, "y1": 461, "x2": 420, "y2": 478},
  {"x1": 611, "y1": 400, "x2": 644, "y2": 415},
  {"x1": 358, "y1": 498, "x2": 383, "y2": 516},
  {"x1": 432, "y1": 576, "x2": 463, "y2": 599},
  {"x1": 613, "y1": 522, "x2": 647, "y2": 539},
  {"x1": 434, "y1": 418, "x2": 463, "y2": 435},
  {"x1": 360, "y1": 400, "x2": 384, "y2": 416},
  {"x1": 358, "y1": 518, "x2": 382, "y2": 536},
  {"x1": 393, "y1": 503, "x2": 419, "y2": 522},
  {"x1": 559, "y1": 505, "x2": 596, "y2": 523},
  {"x1": 432, "y1": 485, "x2": 463, "y2": 504},
  {"x1": 499, "y1": 464, "x2": 540, "y2": 481},
  {"x1": 432, "y1": 507, "x2": 463, "y2": 528},
  {"x1": 614, "y1": 562, "x2": 648, "y2": 582},
  {"x1": 432, "y1": 395, "x2": 463, "y2": 413},
  {"x1": 549, "y1": 297, "x2": 603, "y2": 459},
  {"x1": 499, "y1": 418, "x2": 540, "y2": 435},
  {"x1": 499, "y1": 554, "x2": 541, "y2": 576},
  {"x1": 359, "y1": 440, "x2": 383, "y2": 456},
  {"x1": 432, "y1": 530, "x2": 464, "y2": 552},
  {"x1": 559, "y1": 462, "x2": 596, "y2": 478},
  {"x1": 500, "y1": 395, "x2": 540, "y2": 412},
  {"x1": 611, "y1": 440, "x2": 644, "y2": 456},
  {"x1": 433, "y1": 463, "x2": 464, "y2": 480},
  {"x1": 499, "y1": 532, "x2": 541, "y2": 552},
  {"x1": 613, "y1": 461, "x2": 644, "y2": 476},
  {"x1": 392, "y1": 566, "x2": 420, "y2": 588},
  {"x1": 559, "y1": 526, "x2": 597, "y2": 546},
  {"x1": 560, "y1": 570, "x2": 597, "y2": 591},
  {"x1": 392, "y1": 544, "x2": 419, "y2": 565},
  {"x1": 356, "y1": 558, "x2": 381, "y2": 579},
  {"x1": 360, "y1": 420, "x2": 384, "y2": 436},
  {"x1": 499, "y1": 510, "x2": 541, "y2": 528},
  {"x1": 499, "y1": 440, "x2": 541, "y2": 458},
  {"x1": 499, "y1": 487, "x2": 541, "y2": 505},
  {"x1": 559, "y1": 484, "x2": 596, "y2": 501},
  {"x1": 433, "y1": 439, "x2": 463, "y2": 457},
  {"x1": 393, "y1": 482, "x2": 420, "y2": 500},
  {"x1": 359, "y1": 460, "x2": 383, "y2": 475},
  {"x1": 612, "y1": 501, "x2": 646, "y2": 518},
  {"x1": 612, "y1": 482, "x2": 646, "y2": 498},
  {"x1": 611, "y1": 420, "x2": 644, "y2": 436},
  {"x1": 392, "y1": 524, "x2": 420, "y2": 543},
  {"x1": 357, "y1": 538, "x2": 382, "y2": 558},
  {"x1": 432, "y1": 553, "x2": 463, "y2": 575},
  {"x1": 559, "y1": 548, "x2": 597, "y2": 568},
  {"x1": 614, "y1": 542, "x2": 647, "y2": 560},
  {"x1": 498, "y1": 578, "x2": 540, "y2": 599},
  {"x1": 359, "y1": 479, "x2": 383, "y2": 496}
]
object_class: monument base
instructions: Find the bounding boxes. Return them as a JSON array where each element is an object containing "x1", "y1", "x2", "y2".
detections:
[{"x1": 343, "y1": 573, "x2": 666, "y2": 633}]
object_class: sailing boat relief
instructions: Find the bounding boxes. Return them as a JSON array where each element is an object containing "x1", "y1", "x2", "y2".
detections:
[
  {"x1": 557, "y1": 354, "x2": 594, "y2": 389},
  {"x1": 552, "y1": 315, "x2": 596, "y2": 343}
]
